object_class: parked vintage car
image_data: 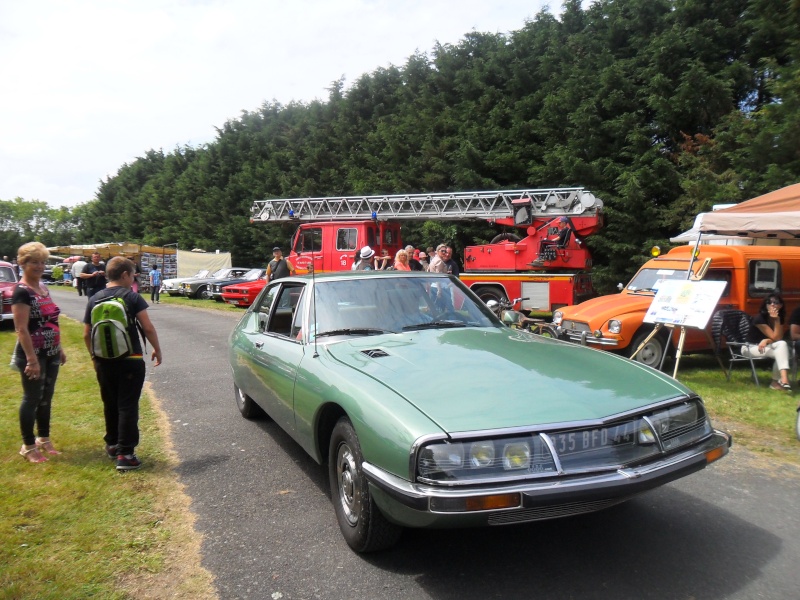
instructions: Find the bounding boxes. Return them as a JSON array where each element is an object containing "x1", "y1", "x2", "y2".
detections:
[
  {"x1": 209, "y1": 268, "x2": 266, "y2": 301},
  {"x1": 178, "y1": 267, "x2": 250, "y2": 299},
  {"x1": 1, "y1": 260, "x2": 19, "y2": 323},
  {"x1": 161, "y1": 269, "x2": 210, "y2": 297},
  {"x1": 220, "y1": 277, "x2": 266, "y2": 307},
  {"x1": 228, "y1": 271, "x2": 731, "y2": 552}
]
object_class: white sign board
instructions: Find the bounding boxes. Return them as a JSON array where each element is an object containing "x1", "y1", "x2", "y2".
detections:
[{"x1": 644, "y1": 280, "x2": 727, "y2": 329}]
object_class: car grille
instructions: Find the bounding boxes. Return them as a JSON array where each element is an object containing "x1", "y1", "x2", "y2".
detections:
[
  {"x1": 488, "y1": 496, "x2": 632, "y2": 525},
  {"x1": 560, "y1": 320, "x2": 590, "y2": 333}
]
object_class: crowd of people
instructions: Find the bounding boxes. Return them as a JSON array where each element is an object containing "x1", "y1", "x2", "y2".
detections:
[{"x1": 351, "y1": 243, "x2": 460, "y2": 275}]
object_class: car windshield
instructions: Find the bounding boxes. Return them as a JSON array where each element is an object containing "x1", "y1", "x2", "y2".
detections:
[
  {"x1": 626, "y1": 268, "x2": 690, "y2": 293},
  {"x1": 243, "y1": 269, "x2": 263, "y2": 281},
  {"x1": 211, "y1": 269, "x2": 229, "y2": 278},
  {"x1": 311, "y1": 276, "x2": 496, "y2": 336},
  {"x1": 192, "y1": 270, "x2": 210, "y2": 279},
  {"x1": 0, "y1": 266, "x2": 17, "y2": 282}
]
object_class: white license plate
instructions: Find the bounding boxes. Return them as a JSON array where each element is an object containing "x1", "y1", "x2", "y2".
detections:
[{"x1": 550, "y1": 422, "x2": 636, "y2": 456}]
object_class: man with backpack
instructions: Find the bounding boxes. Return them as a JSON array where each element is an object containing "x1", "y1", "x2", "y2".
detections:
[{"x1": 82, "y1": 257, "x2": 162, "y2": 472}]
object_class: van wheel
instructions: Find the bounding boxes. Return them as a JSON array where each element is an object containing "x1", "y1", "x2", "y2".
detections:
[{"x1": 628, "y1": 330, "x2": 668, "y2": 370}]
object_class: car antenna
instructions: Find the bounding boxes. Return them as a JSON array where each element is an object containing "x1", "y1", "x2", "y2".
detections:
[{"x1": 311, "y1": 247, "x2": 319, "y2": 358}]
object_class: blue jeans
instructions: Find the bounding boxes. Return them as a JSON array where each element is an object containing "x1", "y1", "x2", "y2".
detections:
[{"x1": 17, "y1": 352, "x2": 61, "y2": 446}]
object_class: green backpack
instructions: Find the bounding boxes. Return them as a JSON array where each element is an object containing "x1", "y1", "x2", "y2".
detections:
[{"x1": 90, "y1": 291, "x2": 137, "y2": 360}]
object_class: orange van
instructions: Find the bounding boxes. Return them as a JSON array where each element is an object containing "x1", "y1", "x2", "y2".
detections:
[{"x1": 553, "y1": 245, "x2": 800, "y2": 368}]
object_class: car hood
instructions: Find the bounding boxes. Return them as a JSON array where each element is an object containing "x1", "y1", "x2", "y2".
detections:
[
  {"x1": 324, "y1": 328, "x2": 690, "y2": 434},
  {"x1": 227, "y1": 280, "x2": 266, "y2": 290},
  {"x1": 559, "y1": 293, "x2": 654, "y2": 326}
]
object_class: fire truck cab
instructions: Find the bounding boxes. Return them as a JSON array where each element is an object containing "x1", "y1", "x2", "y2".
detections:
[{"x1": 288, "y1": 221, "x2": 402, "y2": 274}]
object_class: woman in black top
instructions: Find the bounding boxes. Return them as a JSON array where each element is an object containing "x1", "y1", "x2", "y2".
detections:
[{"x1": 744, "y1": 292, "x2": 792, "y2": 390}]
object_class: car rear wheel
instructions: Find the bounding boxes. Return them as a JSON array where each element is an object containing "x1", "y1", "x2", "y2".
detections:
[
  {"x1": 329, "y1": 417, "x2": 402, "y2": 553},
  {"x1": 628, "y1": 329, "x2": 668, "y2": 370},
  {"x1": 234, "y1": 384, "x2": 264, "y2": 419}
]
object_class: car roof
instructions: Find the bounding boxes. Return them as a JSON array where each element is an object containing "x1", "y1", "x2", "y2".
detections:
[{"x1": 281, "y1": 271, "x2": 455, "y2": 283}]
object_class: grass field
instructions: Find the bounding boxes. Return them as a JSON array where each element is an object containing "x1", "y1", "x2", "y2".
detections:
[{"x1": 0, "y1": 319, "x2": 214, "y2": 599}]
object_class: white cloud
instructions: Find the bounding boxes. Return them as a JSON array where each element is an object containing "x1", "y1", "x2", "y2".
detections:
[{"x1": 0, "y1": 0, "x2": 554, "y2": 208}]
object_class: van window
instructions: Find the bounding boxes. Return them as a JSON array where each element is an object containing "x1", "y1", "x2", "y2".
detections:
[
  {"x1": 749, "y1": 260, "x2": 781, "y2": 296},
  {"x1": 703, "y1": 270, "x2": 731, "y2": 297},
  {"x1": 294, "y1": 228, "x2": 322, "y2": 254},
  {"x1": 383, "y1": 229, "x2": 395, "y2": 245},
  {"x1": 336, "y1": 228, "x2": 358, "y2": 251}
]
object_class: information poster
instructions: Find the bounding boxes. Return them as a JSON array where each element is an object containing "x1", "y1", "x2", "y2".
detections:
[
  {"x1": 140, "y1": 252, "x2": 177, "y2": 279},
  {"x1": 644, "y1": 280, "x2": 727, "y2": 329}
]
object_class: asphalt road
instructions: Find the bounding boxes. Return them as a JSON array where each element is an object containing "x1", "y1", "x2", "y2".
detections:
[{"x1": 53, "y1": 289, "x2": 800, "y2": 600}]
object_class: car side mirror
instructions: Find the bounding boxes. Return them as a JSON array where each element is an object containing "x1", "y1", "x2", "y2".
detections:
[{"x1": 617, "y1": 283, "x2": 624, "y2": 291}]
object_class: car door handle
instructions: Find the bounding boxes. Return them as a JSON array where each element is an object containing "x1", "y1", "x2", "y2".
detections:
[{"x1": 255, "y1": 341, "x2": 264, "y2": 349}]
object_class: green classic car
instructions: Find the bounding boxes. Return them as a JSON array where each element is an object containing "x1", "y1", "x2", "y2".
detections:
[{"x1": 228, "y1": 271, "x2": 731, "y2": 552}]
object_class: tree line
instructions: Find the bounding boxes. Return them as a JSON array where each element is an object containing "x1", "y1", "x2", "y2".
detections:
[{"x1": 3, "y1": 0, "x2": 799, "y2": 292}]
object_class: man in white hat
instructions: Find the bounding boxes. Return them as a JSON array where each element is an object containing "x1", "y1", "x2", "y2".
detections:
[{"x1": 354, "y1": 246, "x2": 375, "y2": 270}]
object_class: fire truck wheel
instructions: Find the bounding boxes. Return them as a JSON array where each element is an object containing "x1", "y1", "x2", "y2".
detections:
[
  {"x1": 473, "y1": 286, "x2": 507, "y2": 306},
  {"x1": 628, "y1": 330, "x2": 668, "y2": 370}
]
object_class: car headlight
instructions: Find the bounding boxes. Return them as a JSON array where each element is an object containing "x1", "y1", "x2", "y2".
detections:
[
  {"x1": 417, "y1": 436, "x2": 557, "y2": 483},
  {"x1": 642, "y1": 400, "x2": 711, "y2": 451},
  {"x1": 552, "y1": 310, "x2": 563, "y2": 325},
  {"x1": 608, "y1": 319, "x2": 622, "y2": 334}
]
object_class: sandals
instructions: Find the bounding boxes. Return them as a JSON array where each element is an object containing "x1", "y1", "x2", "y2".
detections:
[
  {"x1": 35, "y1": 438, "x2": 62, "y2": 455},
  {"x1": 19, "y1": 445, "x2": 48, "y2": 463}
]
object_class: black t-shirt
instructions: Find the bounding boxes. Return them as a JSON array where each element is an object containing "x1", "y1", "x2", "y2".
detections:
[
  {"x1": 83, "y1": 287, "x2": 149, "y2": 356},
  {"x1": 746, "y1": 312, "x2": 781, "y2": 345},
  {"x1": 789, "y1": 306, "x2": 800, "y2": 328},
  {"x1": 82, "y1": 262, "x2": 107, "y2": 293},
  {"x1": 445, "y1": 259, "x2": 460, "y2": 277}
]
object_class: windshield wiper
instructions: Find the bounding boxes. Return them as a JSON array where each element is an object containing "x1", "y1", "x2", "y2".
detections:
[
  {"x1": 402, "y1": 320, "x2": 467, "y2": 331},
  {"x1": 315, "y1": 328, "x2": 392, "y2": 338}
]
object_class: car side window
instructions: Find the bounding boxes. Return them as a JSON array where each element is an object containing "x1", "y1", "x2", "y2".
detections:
[
  {"x1": 255, "y1": 284, "x2": 280, "y2": 332},
  {"x1": 268, "y1": 283, "x2": 305, "y2": 338}
]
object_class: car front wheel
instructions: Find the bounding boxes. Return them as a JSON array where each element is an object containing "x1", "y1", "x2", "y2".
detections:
[
  {"x1": 628, "y1": 329, "x2": 668, "y2": 370},
  {"x1": 328, "y1": 417, "x2": 402, "y2": 553}
]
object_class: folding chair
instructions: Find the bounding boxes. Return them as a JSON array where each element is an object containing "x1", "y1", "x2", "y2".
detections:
[{"x1": 711, "y1": 309, "x2": 772, "y2": 386}]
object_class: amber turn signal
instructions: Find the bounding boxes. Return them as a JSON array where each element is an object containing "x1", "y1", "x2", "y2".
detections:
[
  {"x1": 464, "y1": 493, "x2": 521, "y2": 512},
  {"x1": 705, "y1": 446, "x2": 726, "y2": 464}
]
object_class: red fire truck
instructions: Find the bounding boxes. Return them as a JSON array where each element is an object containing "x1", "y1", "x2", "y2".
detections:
[{"x1": 250, "y1": 188, "x2": 604, "y2": 313}]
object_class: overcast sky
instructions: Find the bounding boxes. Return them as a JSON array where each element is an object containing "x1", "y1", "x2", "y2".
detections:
[{"x1": 0, "y1": 0, "x2": 559, "y2": 209}]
